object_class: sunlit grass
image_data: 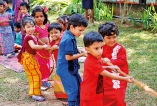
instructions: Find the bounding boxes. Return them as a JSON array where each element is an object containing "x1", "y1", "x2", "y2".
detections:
[{"x1": 1, "y1": 20, "x2": 157, "y2": 105}]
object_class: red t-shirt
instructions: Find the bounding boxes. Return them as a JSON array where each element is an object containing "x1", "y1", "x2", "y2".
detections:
[
  {"x1": 80, "y1": 54, "x2": 104, "y2": 100},
  {"x1": 50, "y1": 37, "x2": 61, "y2": 62},
  {"x1": 102, "y1": 43, "x2": 129, "y2": 89}
]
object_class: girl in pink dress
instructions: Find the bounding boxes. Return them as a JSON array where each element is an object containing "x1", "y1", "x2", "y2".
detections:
[{"x1": 32, "y1": 6, "x2": 51, "y2": 88}]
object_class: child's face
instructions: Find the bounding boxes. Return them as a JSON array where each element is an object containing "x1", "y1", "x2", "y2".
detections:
[
  {"x1": 0, "y1": 5, "x2": 4, "y2": 13},
  {"x1": 23, "y1": 22, "x2": 35, "y2": 35},
  {"x1": 3, "y1": 2, "x2": 8, "y2": 9},
  {"x1": 57, "y1": 20, "x2": 68, "y2": 31},
  {"x1": 85, "y1": 41, "x2": 104, "y2": 58},
  {"x1": 14, "y1": 27, "x2": 21, "y2": 33},
  {"x1": 49, "y1": 28, "x2": 61, "y2": 41},
  {"x1": 34, "y1": 12, "x2": 45, "y2": 25},
  {"x1": 104, "y1": 34, "x2": 117, "y2": 47},
  {"x1": 20, "y1": 6, "x2": 28, "y2": 15},
  {"x1": 70, "y1": 25, "x2": 86, "y2": 37}
]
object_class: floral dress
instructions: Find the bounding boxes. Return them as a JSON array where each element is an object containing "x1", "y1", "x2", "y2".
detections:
[{"x1": 0, "y1": 12, "x2": 14, "y2": 54}]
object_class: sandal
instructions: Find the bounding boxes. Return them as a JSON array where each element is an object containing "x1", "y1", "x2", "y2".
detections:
[
  {"x1": 62, "y1": 102, "x2": 68, "y2": 106},
  {"x1": 32, "y1": 95, "x2": 46, "y2": 102},
  {"x1": 42, "y1": 81, "x2": 51, "y2": 87}
]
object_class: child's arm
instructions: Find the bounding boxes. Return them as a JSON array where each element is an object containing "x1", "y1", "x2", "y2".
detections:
[
  {"x1": 65, "y1": 52, "x2": 86, "y2": 60},
  {"x1": 0, "y1": 19, "x2": 9, "y2": 23},
  {"x1": 49, "y1": 45, "x2": 59, "y2": 54},
  {"x1": 28, "y1": 40, "x2": 48, "y2": 50},
  {"x1": 102, "y1": 65, "x2": 120, "y2": 73},
  {"x1": 100, "y1": 70, "x2": 132, "y2": 82}
]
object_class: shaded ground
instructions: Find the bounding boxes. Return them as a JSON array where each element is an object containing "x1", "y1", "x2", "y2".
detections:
[{"x1": 0, "y1": 80, "x2": 65, "y2": 106}]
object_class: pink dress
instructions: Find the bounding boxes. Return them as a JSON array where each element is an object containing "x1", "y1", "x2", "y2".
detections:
[{"x1": 35, "y1": 24, "x2": 51, "y2": 82}]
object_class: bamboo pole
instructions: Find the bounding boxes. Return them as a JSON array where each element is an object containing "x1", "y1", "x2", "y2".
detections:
[{"x1": 106, "y1": 62, "x2": 157, "y2": 97}]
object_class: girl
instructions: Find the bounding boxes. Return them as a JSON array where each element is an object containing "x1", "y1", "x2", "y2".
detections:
[
  {"x1": 32, "y1": 6, "x2": 51, "y2": 88},
  {"x1": 17, "y1": 16, "x2": 48, "y2": 101},
  {"x1": 13, "y1": 0, "x2": 29, "y2": 22},
  {"x1": 0, "y1": 1, "x2": 15, "y2": 58},
  {"x1": 19, "y1": 2, "x2": 30, "y2": 43},
  {"x1": 48, "y1": 22, "x2": 68, "y2": 99},
  {"x1": 57, "y1": 15, "x2": 69, "y2": 33}
]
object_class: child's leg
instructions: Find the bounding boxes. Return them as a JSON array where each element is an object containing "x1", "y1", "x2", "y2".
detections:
[
  {"x1": 22, "y1": 52, "x2": 42, "y2": 96},
  {"x1": 59, "y1": 72, "x2": 81, "y2": 106},
  {"x1": 1, "y1": 32, "x2": 14, "y2": 56},
  {"x1": 36, "y1": 54, "x2": 51, "y2": 83},
  {"x1": 80, "y1": 99, "x2": 103, "y2": 106},
  {"x1": 103, "y1": 89, "x2": 126, "y2": 106}
]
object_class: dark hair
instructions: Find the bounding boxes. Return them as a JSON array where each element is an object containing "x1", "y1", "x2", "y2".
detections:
[
  {"x1": 0, "y1": 0, "x2": 4, "y2": 6},
  {"x1": 32, "y1": 6, "x2": 48, "y2": 25},
  {"x1": 21, "y1": 16, "x2": 36, "y2": 27},
  {"x1": 83, "y1": 31, "x2": 104, "y2": 47},
  {"x1": 57, "y1": 15, "x2": 69, "y2": 26},
  {"x1": 48, "y1": 22, "x2": 62, "y2": 32},
  {"x1": 67, "y1": 13, "x2": 88, "y2": 30},
  {"x1": 98, "y1": 22, "x2": 119, "y2": 38},
  {"x1": 3, "y1": 0, "x2": 10, "y2": 4},
  {"x1": 20, "y1": 2, "x2": 30, "y2": 11},
  {"x1": 14, "y1": 22, "x2": 21, "y2": 29}
]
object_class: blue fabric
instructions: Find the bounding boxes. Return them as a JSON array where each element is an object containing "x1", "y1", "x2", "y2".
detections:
[
  {"x1": 57, "y1": 30, "x2": 81, "y2": 105},
  {"x1": 14, "y1": 32, "x2": 22, "y2": 45},
  {"x1": 5, "y1": 8, "x2": 15, "y2": 39},
  {"x1": 82, "y1": 0, "x2": 94, "y2": 9}
]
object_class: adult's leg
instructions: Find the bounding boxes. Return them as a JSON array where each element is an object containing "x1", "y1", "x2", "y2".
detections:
[
  {"x1": 91, "y1": 9, "x2": 94, "y2": 23},
  {"x1": 84, "y1": 9, "x2": 89, "y2": 20}
]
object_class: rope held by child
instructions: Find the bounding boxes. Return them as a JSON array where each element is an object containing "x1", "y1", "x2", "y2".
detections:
[{"x1": 106, "y1": 61, "x2": 157, "y2": 98}]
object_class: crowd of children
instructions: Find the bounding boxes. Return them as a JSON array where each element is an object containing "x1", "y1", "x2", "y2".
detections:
[{"x1": 0, "y1": 0, "x2": 134, "y2": 105}]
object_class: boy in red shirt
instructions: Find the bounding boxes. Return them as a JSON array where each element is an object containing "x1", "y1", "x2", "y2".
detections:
[
  {"x1": 98, "y1": 22, "x2": 129, "y2": 106},
  {"x1": 80, "y1": 31, "x2": 132, "y2": 106}
]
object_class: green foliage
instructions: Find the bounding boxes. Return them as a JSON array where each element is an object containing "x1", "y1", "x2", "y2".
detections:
[
  {"x1": 129, "y1": 12, "x2": 137, "y2": 27},
  {"x1": 30, "y1": 0, "x2": 113, "y2": 21},
  {"x1": 94, "y1": 0, "x2": 113, "y2": 21},
  {"x1": 65, "y1": 0, "x2": 84, "y2": 15},
  {"x1": 139, "y1": 6, "x2": 153, "y2": 30}
]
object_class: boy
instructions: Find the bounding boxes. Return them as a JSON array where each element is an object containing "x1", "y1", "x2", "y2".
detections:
[
  {"x1": 98, "y1": 22, "x2": 129, "y2": 106},
  {"x1": 48, "y1": 22, "x2": 68, "y2": 99},
  {"x1": 80, "y1": 31, "x2": 132, "y2": 106},
  {"x1": 56, "y1": 13, "x2": 87, "y2": 106},
  {"x1": 14, "y1": 22, "x2": 22, "y2": 52}
]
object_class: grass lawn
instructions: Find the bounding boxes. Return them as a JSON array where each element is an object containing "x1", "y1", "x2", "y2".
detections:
[{"x1": 1, "y1": 19, "x2": 157, "y2": 105}]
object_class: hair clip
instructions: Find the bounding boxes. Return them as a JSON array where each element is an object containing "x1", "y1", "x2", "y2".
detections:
[{"x1": 43, "y1": 6, "x2": 48, "y2": 13}]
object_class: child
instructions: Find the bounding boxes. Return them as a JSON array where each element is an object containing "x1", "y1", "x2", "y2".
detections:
[
  {"x1": 13, "y1": 0, "x2": 29, "y2": 22},
  {"x1": 17, "y1": 16, "x2": 49, "y2": 101},
  {"x1": 0, "y1": 1, "x2": 15, "y2": 58},
  {"x1": 14, "y1": 22, "x2": 22, "y2": 52},
  {"x1": 19, "y1": 2, "x2": 30, "y2": 44},
  {"x1": 57, "y1": 15, "x2": 69, "y2": 33},
  {"x1": 56, "y1": 13, "x2": 87, "y2": 106},
  {"x1": 82, "y1": 0, "x2": 94, "y2": 24},
  {"x1": 80, "y1": 31, "x2": 132, "y2": 106},
  {"x1": 19, "y1": 2, "x2": 29, "y2": 19},
  {"x1": 3, "y1": 0, "x2": 14, "y2": 37},
  {"x1": 32, "y1": 6, "x2": 51, "y2": 88},
  {"x1": 98, "y1": 22, "x2": 129, "y2": 106},
  {"x1": 48, "y1": 22, "x2": 68, "y2": 99}
]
